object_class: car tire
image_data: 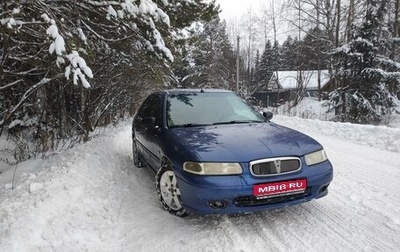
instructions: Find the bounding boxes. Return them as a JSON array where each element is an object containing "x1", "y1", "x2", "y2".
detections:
[
  {"x1": 132, "y1": 139, "x2": 144, "y2": 168},
  {"x1": 155, "y1": 163, "x2": 189, "y2": 217}
]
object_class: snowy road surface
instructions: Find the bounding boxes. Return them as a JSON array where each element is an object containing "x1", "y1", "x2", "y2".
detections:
[{"x1": 0, "y1": 116, "x2": 399, "y2": 252}]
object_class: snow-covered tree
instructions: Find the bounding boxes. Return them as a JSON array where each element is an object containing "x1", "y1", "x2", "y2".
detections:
[
  {"x1": 0, "y1": 0, "x2": 218, "y2": 159},
  {"x1": 253, "y1": 50, "x2": 261, "y2": 91},
  {"x1": 176, "y1": 17, "x2": 236, "y2": 89},
  {"x1": 257, "y1": 40, "x2": 275, "y2": 91},
  {"x1": 280, "y1": 36, "x2": 299, "y2": 71},
  {"x1": 330, "y1": 0, "x2": 400, "y2": 124},
  {"x1": 300, "y1": 27, "x2": 332, "y2": 70}
]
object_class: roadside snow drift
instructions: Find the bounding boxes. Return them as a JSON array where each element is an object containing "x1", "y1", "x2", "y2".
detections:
[{"x1": 1, "y1": 117, "x2": 400, "y2": 252}]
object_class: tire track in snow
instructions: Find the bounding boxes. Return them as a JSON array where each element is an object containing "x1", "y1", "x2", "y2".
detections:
[
  {"x1": 217, "y1": 215, "x2": 264, "y2": 252},
  {"x1": 324, "y1": 137, "x2": 400, "y2": 227},
  {"x1": 274, "y1": 117, "x2": 400, "y2": 249},
  {"x1": 111, "y1": 120, "x2": 400, "y2": 252},
  {"x1": 305, "y1": 133, "x2": 400, "y2": 251}
]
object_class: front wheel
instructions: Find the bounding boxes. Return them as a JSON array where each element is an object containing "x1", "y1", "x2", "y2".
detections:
[{"x1": 155, "y1": 164, "x2": 189, "y2": 217}]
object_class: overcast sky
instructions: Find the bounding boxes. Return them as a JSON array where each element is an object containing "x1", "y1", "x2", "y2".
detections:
[
  {"x1": 215, "y1": 0, "x2": 262, "y2": 21},
  {"x1": 214, "y1": 0, "x2": 297, "y2": 45}
]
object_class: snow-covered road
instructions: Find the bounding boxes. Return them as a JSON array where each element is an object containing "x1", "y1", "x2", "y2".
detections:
[{"x1": 1, "y1": 116, "x2": 399, "y2": 252}]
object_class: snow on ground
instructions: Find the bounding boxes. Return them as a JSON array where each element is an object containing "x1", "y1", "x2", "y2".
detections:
[
  {"x1": 274, "y1": 115, "x2": 400, "y2": 153},
  {"x1": 1, "y1": 112, "x2": 400, "y2": 251},
  {"x1": 272, "y1": 97, "x2": 400, "y2": 127}
]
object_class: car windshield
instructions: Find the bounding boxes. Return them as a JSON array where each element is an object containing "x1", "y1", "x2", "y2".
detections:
[{"x1": 167, "y1": 92, "x2": 265, "y2": 127}]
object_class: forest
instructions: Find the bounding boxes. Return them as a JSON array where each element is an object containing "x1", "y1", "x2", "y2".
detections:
[{"x1": 1, "y1": 0, "x2": 400, "y2": 161}]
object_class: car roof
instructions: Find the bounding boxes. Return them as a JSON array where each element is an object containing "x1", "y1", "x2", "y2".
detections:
[{"x1": 163, "y1": 88, "x2": 234, "y2": 95}]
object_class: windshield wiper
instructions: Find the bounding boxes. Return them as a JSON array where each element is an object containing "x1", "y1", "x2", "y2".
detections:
[
  {"x1": 170, "y1": 123, "x2": 211, "y2": 128},
  {"x1": 213, "y1": 120, "x2": 264, "y2": 125}
]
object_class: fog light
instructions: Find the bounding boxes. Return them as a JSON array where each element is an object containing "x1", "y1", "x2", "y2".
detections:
[
  {"x1": 319, "y1": 184, "x2": 329, "y2": 194},
  {"x1": 208, "y1": 200, "x2": 228, "y2": 209}
]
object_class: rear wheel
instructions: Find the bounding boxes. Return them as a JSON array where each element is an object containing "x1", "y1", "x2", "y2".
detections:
[{"x1": 156, "y1": 163, "x2": 189, "y2": 217}]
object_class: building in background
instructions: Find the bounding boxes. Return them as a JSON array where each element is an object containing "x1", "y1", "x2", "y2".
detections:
[{"x1": 252, "y1": 70, "x2": 332, "y2": 107}]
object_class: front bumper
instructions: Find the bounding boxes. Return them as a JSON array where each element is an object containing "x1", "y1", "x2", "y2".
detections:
[{"x1": 175, "y1": 161, "x2": 333, "y2": 215}]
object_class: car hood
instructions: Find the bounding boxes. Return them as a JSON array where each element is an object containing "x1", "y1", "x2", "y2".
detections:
[{"x1": 167, "y1": 122, "x2": 323, "y2": 162}]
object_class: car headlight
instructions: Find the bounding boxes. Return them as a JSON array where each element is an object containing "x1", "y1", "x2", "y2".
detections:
[
  {"x1": 183, "y1": 162, "x2": 243, "y2": 175},
  {"x1": 305, "y1": 149, "x2": 328, "y2": 166}
]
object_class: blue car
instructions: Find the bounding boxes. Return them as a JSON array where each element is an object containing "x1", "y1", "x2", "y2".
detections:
[{"x1": 132, "y1": 89, "x2": 333, "y2": 217}]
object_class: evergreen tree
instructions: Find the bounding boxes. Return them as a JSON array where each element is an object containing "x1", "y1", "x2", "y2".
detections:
[
  {"x1": 300, "y1": 27, "x2": 332, "y2": 70},
  {"x1": 271, "y1": 40, "x2": 281, "y2": 72},
  {"x1": 177, "y1": 17, "x2": 236, "y2": 89},
  {"x1": 0, "y1": 0, "x2": 218, "y2": 159},
  {"x1": 252, "y1": 50, "x2": 261, "y2": 92},
  {"x1": 280, "y1": 36, "x2": 297, "y2": 71},
  {"x1": 330, "y1": 0, "x2": 400, "y2": 124},
  {"x1": 258, "y1": 40, "x2": 274, "y2": 91}
]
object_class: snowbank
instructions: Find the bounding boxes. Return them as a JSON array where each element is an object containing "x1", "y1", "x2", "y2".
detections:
[
  {"x1": 274, "y1": 115, "x2": 400, "y2": 153},
  {"x1": 0, "y1": 117, "x2": 399, "y2": 251}
]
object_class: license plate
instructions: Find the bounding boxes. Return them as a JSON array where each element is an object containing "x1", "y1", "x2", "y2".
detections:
[{"x1": 253, "y1": 179, "x2": 307, "y2": 198}]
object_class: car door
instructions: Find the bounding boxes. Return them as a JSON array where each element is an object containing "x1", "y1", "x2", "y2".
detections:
[{"x1": 134, "y1": 93, "x2": 163, "y2": 170}]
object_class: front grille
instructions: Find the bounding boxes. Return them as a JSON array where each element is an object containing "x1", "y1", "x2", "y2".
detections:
[
  {"x1": 250, "y1": 157, "x2": 301, "y2": 176},
  {"x1": 234, "y1": 188, "x2": 310, "y2": 207}
]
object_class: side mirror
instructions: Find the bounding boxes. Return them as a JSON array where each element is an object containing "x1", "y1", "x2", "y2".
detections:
[
  {"x1": 263, "y1": 111, "x2": 273, "y2": 121},
  {"x1": 142, "y1": 116, "x2": 156, "y2": 128}
]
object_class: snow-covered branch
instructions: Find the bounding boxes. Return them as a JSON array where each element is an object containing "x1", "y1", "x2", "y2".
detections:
[
  {"x1": 65, "y1": 51, "x2": 93, "y2": 89},
  {"x1": 0, "y1": 74, "x2": 63, "y2": 127},
  {"x1": 0, "y1": 0, "x2": 219, "y2": 151},
  {"x1": 0, "y1": 79, "x2": 24, "y2": 91}
]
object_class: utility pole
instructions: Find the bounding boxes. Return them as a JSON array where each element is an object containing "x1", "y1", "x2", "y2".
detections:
[
  {"x1": 317, "y1": 0, "x2": 321, "y2": 101},
  {"x1": 236, "y1": 36, "x2": 240, "y2": 93}
]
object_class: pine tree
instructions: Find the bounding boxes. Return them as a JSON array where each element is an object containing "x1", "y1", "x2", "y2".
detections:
[
  {"x1": 330, "y1": 0, "x2": 400, "y2": 124},
  {"x1": 301, "y1": 27, "x2": 332, "y2": 70},
  {"x1": 253, "y1": 50, "x2": 261, "y2": 92},
  {"x1": 280, "y1": 36, "x2": 297, "y2": 71},
  {"x1": 177, "y1": 17, "x2": 236, "y2": 89},
  {"x1": 258, "y1": 40, "x2": 274, "y2": 91},
  {"x1": 0, "y1": 0, "x2": 219, "y2": 160}
]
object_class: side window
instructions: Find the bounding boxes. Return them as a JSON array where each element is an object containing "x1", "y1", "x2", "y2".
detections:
[{"x1": 137, "y1": 94, "x2": 163, "y2": 126}]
